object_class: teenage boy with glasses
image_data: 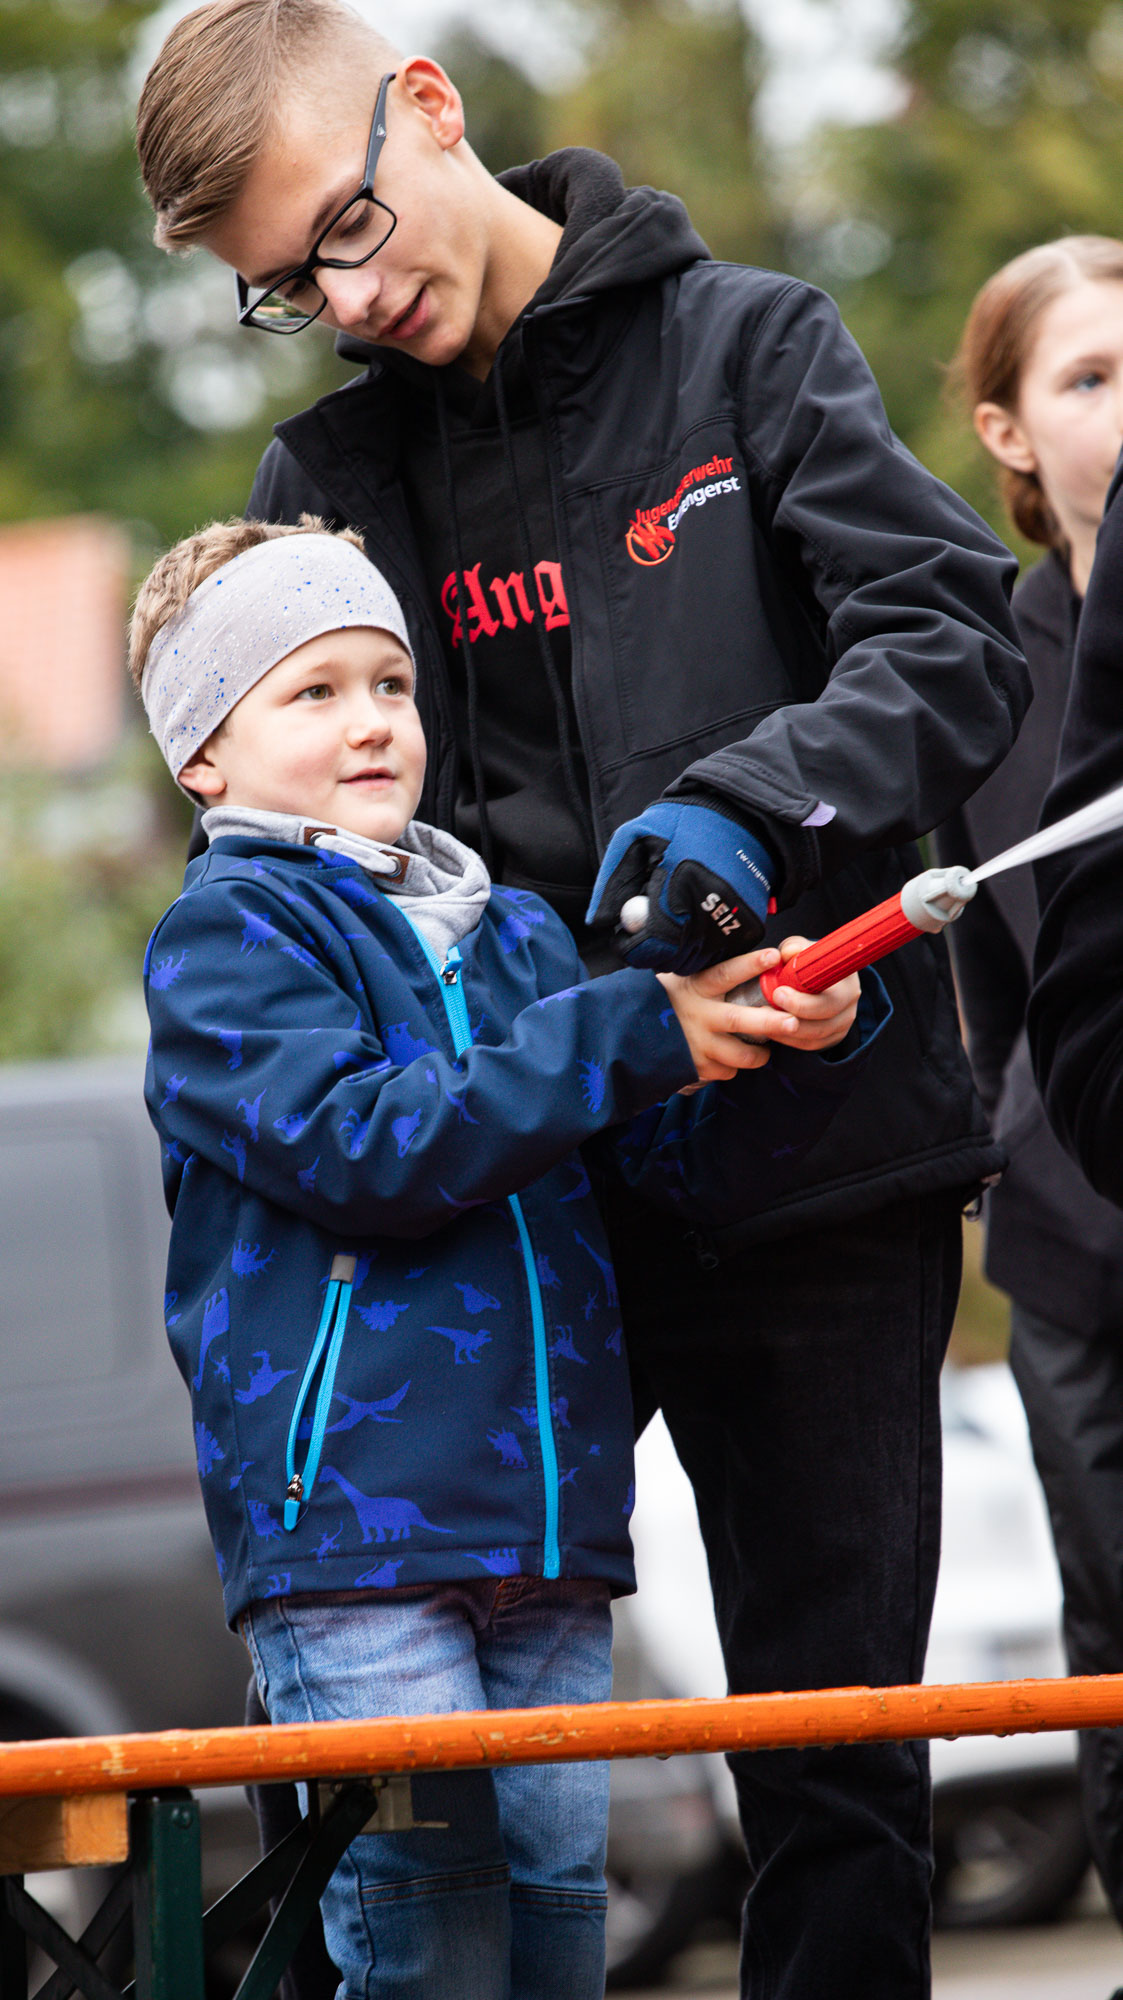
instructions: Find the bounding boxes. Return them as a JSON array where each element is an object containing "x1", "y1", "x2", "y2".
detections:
[{"x1": 136, "y1": 7, "x2": 1029, "y2": 1995}]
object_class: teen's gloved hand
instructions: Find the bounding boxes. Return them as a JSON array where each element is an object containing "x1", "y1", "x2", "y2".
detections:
[
  {"x1": 659, "y1": 939, "x2": 862, "y2": 1084},
  {"x1": 584, "y1": 801, "x2": 774, "y2": 974}
]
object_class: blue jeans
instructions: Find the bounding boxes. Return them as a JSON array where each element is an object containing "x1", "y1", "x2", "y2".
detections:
[{"x1": 242, "y1": 1579, "x2": 613, "y2": 2000}]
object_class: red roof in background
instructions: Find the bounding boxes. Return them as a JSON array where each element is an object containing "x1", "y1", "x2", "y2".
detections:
[{"x1": 0, "y1": 517, "x2": 128, "y2": 771}]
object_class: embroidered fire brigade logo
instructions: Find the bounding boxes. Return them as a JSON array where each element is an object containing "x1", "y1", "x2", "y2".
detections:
[
  {"x1": 625, "y1": 518, "x2": 675, "y2": 565},
  {"x1": 626, "y1": 456, "x2": 741, "y2": 564}
]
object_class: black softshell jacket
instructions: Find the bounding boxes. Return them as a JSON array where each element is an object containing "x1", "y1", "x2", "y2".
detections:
[
  {"x1": 1031, "y1": 458, "x2": 1123, "y2": 1204},
  {"x1": 248, "y1": 150, "x2": 1028, "y2": 1244},
  {"x1": 939, "y1": 555, "x2": 1123, "y2": 1330}
]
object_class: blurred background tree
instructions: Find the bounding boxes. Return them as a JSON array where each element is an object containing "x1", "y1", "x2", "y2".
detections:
[
  {"x1": 788, "y1": 0, "x2": 1123, "y2": 554},
  {"x1": 0, "y1": 0, "x2": 349, "y2": 546},
  {"x1": 546, "y1": 0, "x2": 777, "y2": 265},
  {"x1": 2, "y1": 0, "x2": 1122, "y2": 1113}
]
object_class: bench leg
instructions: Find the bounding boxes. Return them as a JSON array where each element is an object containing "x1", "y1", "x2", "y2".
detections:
[
  {"x1": 130, "y1": 1798, "x2": 203, "y2": 2000},
  {"x1": 0, "y1": 1879, "x2": 26, "y2": 2000}
]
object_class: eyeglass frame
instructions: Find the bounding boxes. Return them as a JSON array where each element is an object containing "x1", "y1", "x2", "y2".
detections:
[{"x1": 235, "y1": 69, "x2": 398, "y2": 334}]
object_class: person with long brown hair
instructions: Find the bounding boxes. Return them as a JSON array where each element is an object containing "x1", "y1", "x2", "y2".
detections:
[{"x1": 941, "y1": 236, "x2": 1123, "y2": 1927}]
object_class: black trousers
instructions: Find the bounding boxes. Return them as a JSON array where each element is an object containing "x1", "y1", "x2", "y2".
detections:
[
  {"x1": 604, "y1": 1185, "x2": 963, "y2": 2000},
  {"x1": 1010, "y1": 1300, "x2": 1123, "y2": 1923}
]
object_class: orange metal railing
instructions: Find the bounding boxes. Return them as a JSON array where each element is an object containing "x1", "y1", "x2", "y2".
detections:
[{"x1": 2, "y1": 1673, "x2": 1123, "y2": 1799}]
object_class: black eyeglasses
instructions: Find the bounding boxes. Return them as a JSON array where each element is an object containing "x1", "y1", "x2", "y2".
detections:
[{"x1": 236, "y1": 71, "x2": 398, "y2": 335}]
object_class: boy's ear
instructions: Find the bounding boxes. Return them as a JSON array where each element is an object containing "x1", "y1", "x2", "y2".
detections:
[{"x1": 177, "y1": 747, "x2": 227, "y2": 798}]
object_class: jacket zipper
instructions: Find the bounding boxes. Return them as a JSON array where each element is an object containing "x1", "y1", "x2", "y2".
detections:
[
  {"x1": 405, "y1": 929, "x2": 561, "y2": 1580},
  {"x1": 282, "y1": 1252, "x2": 356, "y2": 1531}
]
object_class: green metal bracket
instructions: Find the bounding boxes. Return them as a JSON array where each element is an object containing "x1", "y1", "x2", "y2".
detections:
[
  {"x1": 0, "y1": 1772, "x2": 438, "y2": 2000},
  {"x1": 129, "y1": 1796, "x2": 204, "y2": 2000},
  {"x1": 198, "y1": 1813, "x2": 312, "y2": 1963},
  {"x1": 0, "y1": 1881, "x2": 26, "y2": 2000}
]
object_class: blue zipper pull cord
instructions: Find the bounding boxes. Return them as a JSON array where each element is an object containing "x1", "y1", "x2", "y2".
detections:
[
  {"x1": 283, "y1": 1252, "x2": 356, "y2": 1531},
  {"x1": 438, "y1": 943, "x2": 472, "y2": 1042}
]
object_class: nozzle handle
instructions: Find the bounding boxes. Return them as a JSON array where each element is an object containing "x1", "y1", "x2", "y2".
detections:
[
  {"x1": 726, "y1": 866, "x2": 977, "y2": 1009},
  {"x1": 742, "y1": 892, "x2": 925, "y2": 1007}
]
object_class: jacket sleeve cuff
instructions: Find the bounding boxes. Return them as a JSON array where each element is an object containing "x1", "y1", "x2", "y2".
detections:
[
  {"x1": 665, "y1": 774, "x2": 818, "y2": 906},
  {"x1": 768, "y1": 967, "x2": 892, "y2": 1084}
]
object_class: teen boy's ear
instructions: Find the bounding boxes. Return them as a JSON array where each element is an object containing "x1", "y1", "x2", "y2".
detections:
[{"x1": 395, "y1": 58, "x2": 467, "y2": 152}]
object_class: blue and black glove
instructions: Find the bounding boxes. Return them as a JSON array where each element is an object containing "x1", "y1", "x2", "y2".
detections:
[{"x1": 585, "y1": 800, "x2": 775, "y2": 974}]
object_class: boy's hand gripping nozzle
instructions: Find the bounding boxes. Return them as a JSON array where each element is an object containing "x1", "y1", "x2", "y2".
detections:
[
  {"x1": 725, "y1": 864, "x2": 977, "y2": 1009},
  {"x1": 619, "y1": 865, "x2": 977, "y2": 1009}
]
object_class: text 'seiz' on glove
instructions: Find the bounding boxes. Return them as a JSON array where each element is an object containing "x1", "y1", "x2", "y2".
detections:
[{"x1": 585, "y1": 800, "x2": 775, "y2": 974}]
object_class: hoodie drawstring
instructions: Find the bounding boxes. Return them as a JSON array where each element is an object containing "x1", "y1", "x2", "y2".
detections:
[
  {"x1": 492, "y1": 361, "x2": 598, "y2": 874},
  {"x1": 436, "y1": 381, "x2": 496, "y2": 873}
]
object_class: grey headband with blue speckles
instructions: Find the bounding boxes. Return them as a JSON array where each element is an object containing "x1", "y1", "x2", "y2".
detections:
[{"x1": 141, "y1": 534, "x2": 414, "y2": 780}]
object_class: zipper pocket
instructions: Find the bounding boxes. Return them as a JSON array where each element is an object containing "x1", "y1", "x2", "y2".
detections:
[{"x1": 283, "y1": 1252, "x2": 356, "y2": 1531}]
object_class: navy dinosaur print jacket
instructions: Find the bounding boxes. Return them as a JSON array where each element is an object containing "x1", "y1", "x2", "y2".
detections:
[{"x1": 144, "y1": 837, "x2": 889, "y2": 1622}]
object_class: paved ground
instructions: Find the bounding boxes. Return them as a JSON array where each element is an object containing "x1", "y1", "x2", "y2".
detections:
[
  {"x1": 623, "y1": 1915, "x2": 1123, "y2": 1997},
  {"x1": 933, "y1": 1918, "x2": 1122, "y2": 1998}
]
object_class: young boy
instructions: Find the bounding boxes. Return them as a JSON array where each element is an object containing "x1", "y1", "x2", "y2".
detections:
[{"x1": 137, "y1": 517, "x2": 880, "y2": 2000}]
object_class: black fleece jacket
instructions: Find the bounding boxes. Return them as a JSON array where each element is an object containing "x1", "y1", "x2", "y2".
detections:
[
  {"x1": 940, "y1": 554, "x2": 1123, "y2": 1329},
  {"x1": 1031, "y1": 459, "x2": 1123, "y2": 1210},
  {"x1": 247, "y1": 148, "x2": 1028, "y2": 1244}
]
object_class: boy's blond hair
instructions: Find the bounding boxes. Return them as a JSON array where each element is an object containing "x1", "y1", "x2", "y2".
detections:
[
  {"x1": 128, "y1": 515, "x2": 364, "y2": 688},
  {"x1": 136, "y1": 0, "x2": 400, "y2": 250}
]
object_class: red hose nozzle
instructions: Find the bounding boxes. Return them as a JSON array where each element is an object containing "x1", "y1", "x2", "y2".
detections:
[{"x1": 727, "y1": 865, "x2": 976, "y2": 1010}]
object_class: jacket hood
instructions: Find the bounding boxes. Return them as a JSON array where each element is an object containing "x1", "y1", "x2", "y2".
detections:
[
  {"x1": 498, "y1": 148, "x2": 710, "y2": 305},
  {"x1": 334, "y1": 148, "x2": 709, "y2": 369}
]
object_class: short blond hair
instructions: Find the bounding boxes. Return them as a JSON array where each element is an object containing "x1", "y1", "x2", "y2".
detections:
[
  {"x1": 136, "y1": 0, "x2": 400, "y2": 249},
  {"x1": 128, "y1": 515, "x2": 364, "y2": 688}
]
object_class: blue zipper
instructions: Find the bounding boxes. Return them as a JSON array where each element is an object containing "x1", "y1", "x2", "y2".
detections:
[
  {"x1": 403, "y1": 926, "x2": 561, "y2": 1580},
  {"x1": 283, "y1": 1253, "x2": 355, "y2": 1531},
  {"x1": 505, "y1": 1189, "x2": 561, "y2": 1579}
]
